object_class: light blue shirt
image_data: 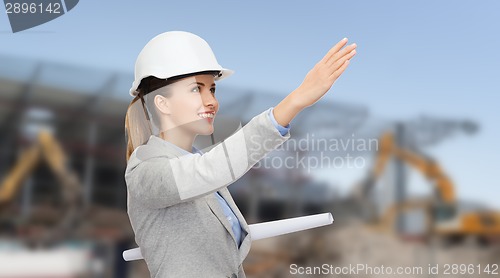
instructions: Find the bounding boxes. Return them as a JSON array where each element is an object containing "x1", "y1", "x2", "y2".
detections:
[
  {"x1": 268, "y1": 106, "x2": 291, "y2": 136},
  {"x1": 159, "y1": 107, "x2": 290, "y2": 249}
]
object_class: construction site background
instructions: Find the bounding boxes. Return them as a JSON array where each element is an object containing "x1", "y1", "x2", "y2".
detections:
[
  {"x1": 1, "y1": 54, "x2": 498, "y2": 278},
  {"x1": 2, "y1": 2, "x2": 499, "y2": 275}
]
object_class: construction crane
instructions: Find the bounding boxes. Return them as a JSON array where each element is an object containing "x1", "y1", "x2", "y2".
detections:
[{"x1": 355, "y1": 132, "x2": 500, "y2": 245}]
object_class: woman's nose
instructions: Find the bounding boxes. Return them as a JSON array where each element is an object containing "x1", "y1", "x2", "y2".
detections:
[{"x1": 202, "y1": 90, "x2": 217, "y2": 106}]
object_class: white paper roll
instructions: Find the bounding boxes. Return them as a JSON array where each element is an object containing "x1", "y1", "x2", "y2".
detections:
[
  {"x1": 123, "y1": 212, "x2": 334, "y2": 261},
  {"x1": 248, "y1": 212, "x2": 334, "y2": 240},
  {"x1": 123, "y1": 248, "x2": 144, "y2": 262}
]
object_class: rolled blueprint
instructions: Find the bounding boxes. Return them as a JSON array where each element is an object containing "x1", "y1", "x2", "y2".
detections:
[
  {"x1": 123, "y1": 248, "x2": 144, "y2": 262},
  {"x1": 123, "y1": 212, "x2": 334, "y2": 261},
  {"x1": 248, "y1": 212, "x2": 334, "y2": 240}
]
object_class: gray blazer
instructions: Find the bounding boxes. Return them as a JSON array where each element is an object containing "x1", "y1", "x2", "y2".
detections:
[{"x1": 125, "y1": 107, "x2": 291, "y2": 278}]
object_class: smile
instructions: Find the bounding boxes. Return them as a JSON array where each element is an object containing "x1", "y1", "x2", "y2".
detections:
[{"x1": 198, "y1": 112, "x2": 215, "y2": 119}]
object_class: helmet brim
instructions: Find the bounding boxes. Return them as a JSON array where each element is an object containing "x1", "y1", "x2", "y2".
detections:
[{"x1": 129, "y1": 67, "x2": 234, "y2": 97}]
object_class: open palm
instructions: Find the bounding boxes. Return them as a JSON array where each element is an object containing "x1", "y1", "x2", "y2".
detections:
[{"x1": 294, "y1": 38, "x2": 357, "y2": 108}]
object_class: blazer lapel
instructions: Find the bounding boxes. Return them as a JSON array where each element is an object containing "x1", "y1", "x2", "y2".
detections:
[
  {"x1": 218, "y1": 187, "x2": 252, "y2": 263},
  {"x1": 218, "y1": 187, "x2": 250, "y2": 236},
  {"x1": 205, "y1": 192, "x2": 238, "y2": 246}
]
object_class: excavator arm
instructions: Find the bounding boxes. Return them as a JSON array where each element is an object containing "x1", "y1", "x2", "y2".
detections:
[
  {"x1": 0, "y1": 131, "x2": 82, "y2": 205},
  {"x1": 0, "y1": 130, "x2": 83, "y2": 246},
  {"x1": 362, "y1": 132, "x2": 455, "y2": 206},
  {"x1": 0, "y1": 139, "x2": 42, "y2": 205},
  {"x1": 393, "y1": 147, "x2": 455, "y2": 204},
  {"x1": 38, "y1": 131, "x2": 82, "y2": 204}
]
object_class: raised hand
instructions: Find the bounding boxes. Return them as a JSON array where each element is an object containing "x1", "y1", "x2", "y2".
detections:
[
  {"x1": 293, "y1": 38, "x2": 357, "y2": 108},
  {"x1": 272, "y1": 38, "x2": 357, "y2": 127}
]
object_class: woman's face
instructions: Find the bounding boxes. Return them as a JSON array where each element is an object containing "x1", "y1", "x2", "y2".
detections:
[{"x1": 156, "y1": 74, "x2": 218, "y2": 136}]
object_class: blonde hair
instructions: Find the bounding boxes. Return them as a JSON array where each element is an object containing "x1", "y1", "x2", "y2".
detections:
[
  {"x1": 125, "y1": 95, "x2": 148, "y2": 161},
  {"x1": 125, "y1": 76, "x2": 173, "y2": 161}
]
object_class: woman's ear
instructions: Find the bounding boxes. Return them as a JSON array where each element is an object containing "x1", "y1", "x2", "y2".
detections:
[{"x1": 154, "y1": 95, "x2": 171, "y2": 115}]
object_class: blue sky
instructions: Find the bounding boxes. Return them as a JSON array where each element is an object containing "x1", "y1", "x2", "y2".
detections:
[{"x1": 1, "y1": 1, "x2": 499, "y2": 208}]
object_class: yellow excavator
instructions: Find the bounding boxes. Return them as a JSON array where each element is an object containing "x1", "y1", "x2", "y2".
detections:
[
  {"x1": 0, "y1": 130, "x2": 83, "y2": 247},
  {"x1": 356, "y1": 132, "x2": 500, "y2": 245}
]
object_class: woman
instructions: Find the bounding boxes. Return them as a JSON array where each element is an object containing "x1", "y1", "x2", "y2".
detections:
[{"x1": 124, "y1": 31, "x2": 356, "y2": 277}]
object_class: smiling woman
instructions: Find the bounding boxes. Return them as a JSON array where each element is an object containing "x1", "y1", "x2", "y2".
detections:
[
  {"x1": 125, "y1": 71, "x2": 221, "y2": 158},
  {"x1": 123, "y1": 30, "x2": 356, "y2": 278}
]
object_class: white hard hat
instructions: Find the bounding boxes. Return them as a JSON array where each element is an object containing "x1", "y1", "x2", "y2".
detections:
[{"x1": 129, "y1": 31, "x2": 234, "y2": 97}]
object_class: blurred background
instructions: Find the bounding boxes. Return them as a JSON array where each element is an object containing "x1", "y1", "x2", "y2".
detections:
[{"x1": 1, "y1": 0, "x2": 499, "y2": 277}]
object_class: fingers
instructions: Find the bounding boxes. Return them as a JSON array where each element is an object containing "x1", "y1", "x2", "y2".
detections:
[
  {"x1": 329, "y1": 48, "x2": 356, "y2": 73},
  {"x1": 329, "y1": 57, "x2": 351, "y2": 80},
  {"x1": 326, "y1": 43, "x2": 357, "y2": 68},
  {"x1": 319, "y1": 38, "x2": 349, "y2": 65}
]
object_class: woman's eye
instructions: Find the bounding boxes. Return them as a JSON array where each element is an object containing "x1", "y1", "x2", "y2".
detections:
[{"x1": 191, "y1": 86, "x2": 215, "y2": 94}]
